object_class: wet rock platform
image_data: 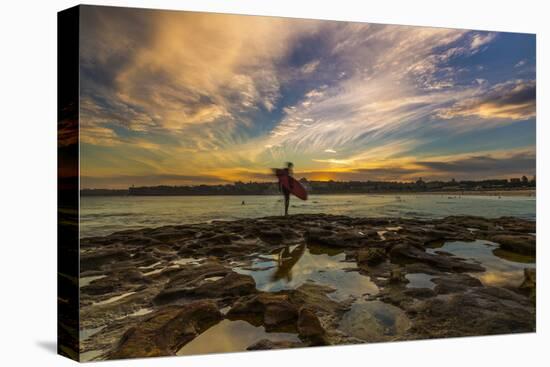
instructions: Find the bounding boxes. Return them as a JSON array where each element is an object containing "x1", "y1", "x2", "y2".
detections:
[{"x1": 79, "y1": 214, "x2": 536, "y2": 361}]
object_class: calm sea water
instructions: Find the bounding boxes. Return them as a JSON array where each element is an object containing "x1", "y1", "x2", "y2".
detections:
[{"x1": 79, "y1": 194, "x2": 535, "y2": 238}]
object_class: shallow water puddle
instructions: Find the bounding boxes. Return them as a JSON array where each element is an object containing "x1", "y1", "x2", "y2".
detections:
[
  {"x1": 79, "y1": 325, "x2": 106, "y2": 341},
  {"x1": 171, "y1": 257, "x2": 201, "y2": 266},
  {"x1": 234, "y1": 244, "x2": 378, "y2": 301},
  {"x1": 204, "y1": 276, "x2": 224, "y2": 282},
  {"x1": 92, "y1": 291, "x2": 136, "y2": 306},
  {"x1": 138, "y1": 261, "x2": 162, "y2": 269},
  {"x1": 80, "y1": 275, "x2": 107, "y2": 287},
  {"x1": 127, "y1": 307, "x2": 153, "y2": 317},
  {"x1": 427, "y1": 240, "x2": 535, "y2": 287},
  {"x1": 114, "y1": 307, "x2": 154, "y2": 320},
  {"x1": 80, "y1": 350, "x2": 104, "y2": 362},
  {"x1": 141, "y1": 257, "x2": 201, "y2": 276},
  {"x1": 338, "y1": 301, "x2": 411, "y2": 342},
  {"x1": 405, "y1": 273, "x2": 436, "y2": 289},
  {"x1": 143, "y1": 268, "x2": 164, "y2": 276},
  {"x1": 176, "y1": 319, "x2": 300, "y2": 355}
]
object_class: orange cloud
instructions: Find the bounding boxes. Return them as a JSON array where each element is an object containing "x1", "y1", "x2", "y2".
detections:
[{"x1": 437, "y1": 80, "x2": 535, "y2": 120}]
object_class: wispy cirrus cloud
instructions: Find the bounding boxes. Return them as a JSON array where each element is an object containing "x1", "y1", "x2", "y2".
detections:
[
  {"x1": 78, "y1": 6, "x2": 535, "y2": 187},
  {"x1": 261, "y1": 26, "x2": 485, "y2": 158},
  {"x1": 80, "y1": 125, "x2": 120, "y2": 146}
]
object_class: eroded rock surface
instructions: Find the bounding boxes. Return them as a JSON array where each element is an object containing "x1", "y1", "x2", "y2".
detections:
[
  {"x1": 109, "y1": 301, "x2": 221, "y2": 359},
  {"x1": 79, "y1": 214, "x2": 535, "y2": 361}
]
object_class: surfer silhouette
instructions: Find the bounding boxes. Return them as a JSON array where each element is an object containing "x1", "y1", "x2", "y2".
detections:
[
  {"x1": 273, "y1": 162, "x2": 308, "y2": 216},
  {"x1": 274, "y1": 162, "x2": 294, "y2": 216}
]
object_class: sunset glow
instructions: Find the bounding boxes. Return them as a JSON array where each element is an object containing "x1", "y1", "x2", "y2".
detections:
[{"x1": 79, "y1": 6, "x2": 536, "y2": 188}]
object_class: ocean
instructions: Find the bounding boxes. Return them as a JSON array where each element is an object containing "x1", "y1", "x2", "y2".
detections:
[{"x1": 79, "y1": 194, "x2": 536, "y2": 238}]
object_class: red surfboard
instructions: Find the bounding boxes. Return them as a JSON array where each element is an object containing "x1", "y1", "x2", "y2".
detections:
[{"x1": 277, "y1": 173, "x2": 308, "y2": 200}]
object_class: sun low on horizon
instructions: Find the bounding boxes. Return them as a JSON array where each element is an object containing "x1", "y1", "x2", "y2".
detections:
[{"x1": 79, "y1": 6, "x2": 536, "y2": 189}]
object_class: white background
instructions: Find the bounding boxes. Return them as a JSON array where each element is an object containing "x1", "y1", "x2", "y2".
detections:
[{"x1": 0, "y1": 0, "x2": 546, "y2": 365}]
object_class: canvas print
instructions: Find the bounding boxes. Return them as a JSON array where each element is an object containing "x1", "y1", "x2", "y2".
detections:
[{"x1": 58, "y1": 5, "x2": 536, "y2": 362}]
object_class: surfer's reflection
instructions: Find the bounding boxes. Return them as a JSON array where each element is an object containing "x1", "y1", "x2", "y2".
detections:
[{"x1": 271, "y1": 243, "x2": 306, "y2": 282}]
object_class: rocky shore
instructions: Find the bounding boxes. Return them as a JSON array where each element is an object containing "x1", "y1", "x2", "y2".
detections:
[{"x1": 79, "y1": 214, "x2": 536, "y2": 361}]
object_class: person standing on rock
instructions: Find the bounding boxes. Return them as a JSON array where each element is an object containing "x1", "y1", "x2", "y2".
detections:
[{"x1": 274, "y1": 162, "x2": 294, "y2": 216}]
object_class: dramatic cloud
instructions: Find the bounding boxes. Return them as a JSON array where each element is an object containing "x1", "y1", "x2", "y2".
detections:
[
  {"x1": 418, "y1": 150, "x2": 535, "y2": 175},
  {"x1": 260, "y1": 27, "x2": 501, "y2": 158},
  {"x1": 78, "y1": 6, "x2": 536, "y2": 187},
  {"x1": 469, "y1": 32, "x2": 497, "y2": 50},
  {"x1": 80, "y1": 125, "x2": 120, "y2": 146},
  {"x1": 303, "y1": 150, "x2": 535, "y2": 182},
  {"x1": 80, "y1": 7, "x2": 320, "y2": 136},
  {"x1": 436, "y1": 80, "x2": 536, "y2": 120}
]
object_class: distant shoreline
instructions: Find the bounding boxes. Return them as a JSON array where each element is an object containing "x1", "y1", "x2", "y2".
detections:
[
  {"x1": 393, "y1": 189, "x2": 535, "y2": 197},
  {"x1": 80, "y1": 189, "x2": 536, "y2": 197}
]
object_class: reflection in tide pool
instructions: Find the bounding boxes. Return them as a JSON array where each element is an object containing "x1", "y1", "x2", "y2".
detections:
[
  {"x1": 428, "y1": 240, "x2": 535, "y2": 287},
  {"x1": 234, "y1": 244, "x2": 378, "y2": 301},
  {"x1": 177, "y1": 320, "x2": 300, "y2": 355}
]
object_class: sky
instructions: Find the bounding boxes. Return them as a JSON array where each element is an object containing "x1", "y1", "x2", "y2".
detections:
[{"x1": 79, "y1": 6, "x2": 536, "y2": 189}]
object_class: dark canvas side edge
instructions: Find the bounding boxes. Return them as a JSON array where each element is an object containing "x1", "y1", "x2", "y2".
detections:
[{"x1": 57, "y1": 4, "x2": 80, "y2": 362}]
